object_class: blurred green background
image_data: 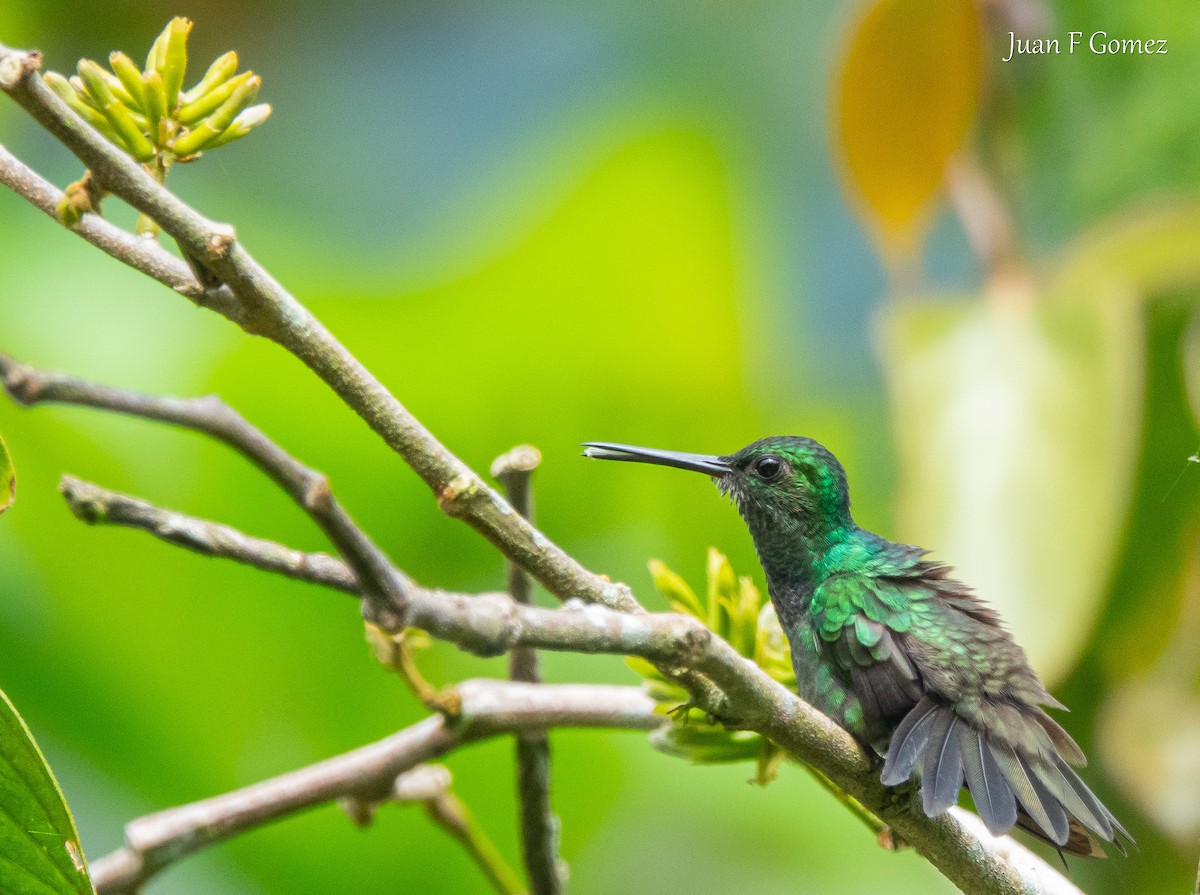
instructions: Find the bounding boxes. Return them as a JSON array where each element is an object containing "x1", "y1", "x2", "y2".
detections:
[{"x1": 2, "y1": 1, "x2": 1199, "y2": 893}]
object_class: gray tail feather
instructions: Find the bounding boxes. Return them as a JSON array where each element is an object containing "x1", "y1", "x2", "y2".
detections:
[{"x1": 881, "y1": 698, "x2": 1134, "y2": 858}]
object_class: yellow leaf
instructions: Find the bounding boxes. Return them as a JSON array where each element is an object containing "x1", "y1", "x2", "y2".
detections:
[
  {"x1": 648, "y1": 558, "x2": 704, "y2": 618},
  {"x1": 832, "y1": 0, "x2": 983, "y2": 259}
]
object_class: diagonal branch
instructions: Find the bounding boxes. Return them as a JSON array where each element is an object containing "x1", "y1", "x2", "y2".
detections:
[
  {"x1": 0, "y1": 43, "x2": 639, "y2": 615},
  {"x1": 88, "y1": 680, "x2": 659, "y2": 893}
]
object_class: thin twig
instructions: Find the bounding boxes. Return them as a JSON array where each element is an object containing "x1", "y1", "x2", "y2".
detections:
[
  {"x1": 944, "y1": 156, "x2": 1019, "y2": 283},
  {"x1": 88, "y1": 681, "x2": 658, "y2": 893},
  {"x1": 494, "y1": 446, "x2": 563, "y2": 895},
  {"x1": 0, "y1": 352, "x2": 406, "y2": 627},
  {"x1": 347, "y1": 764, "x2": 528, "y2": 895},
  {"x1": 47, "y1": 477, "x2": 743, "y2": 671},
  {"x1": 493, "y1": 446, "x2": 543, "y2": 678},
  {"x1": 420, "y1": 780, "x2": 528, "y2": 895},
  {"x1": 0, "y1": 353, "x2": 708, "y2": 704},
  {"x1": 388, "y1": 631, "x2": 463, "y2": 714},
  {"x1": 0, "y1": 145, "x2": 244, "y2": 321},
  {"x1": 58, "y1": 476, "x2": 359, "y2": 592}
]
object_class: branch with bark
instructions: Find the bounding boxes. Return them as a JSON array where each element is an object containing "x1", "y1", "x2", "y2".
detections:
[
  {"x1": 0, "y1": 35, "x2": 1085, "y2": 895},
  {"x1": 89, "y1": 680, "x2": 659, "y2": 893}
]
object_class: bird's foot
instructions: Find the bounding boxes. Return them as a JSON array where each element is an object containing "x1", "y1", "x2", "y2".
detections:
[
  {"x1": 667, "y1": 700, "x2": 744, "y2": 730},
  {"x1": 667, "y1": 701, "x2": 698, "y2": 724}
]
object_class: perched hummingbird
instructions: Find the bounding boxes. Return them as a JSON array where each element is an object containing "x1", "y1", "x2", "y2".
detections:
[{"x1": 584, "y1": 436, "x2": 1131, "y2": 857}]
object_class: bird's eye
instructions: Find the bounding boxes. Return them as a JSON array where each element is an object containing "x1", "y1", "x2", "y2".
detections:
[{"x1": 754, "y1": 456, "x2": 782, "y2": 480}]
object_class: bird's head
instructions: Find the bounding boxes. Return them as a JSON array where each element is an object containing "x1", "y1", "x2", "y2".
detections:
[{"x1": 583, "y1": 435, "x2": 852, "y2": 542}]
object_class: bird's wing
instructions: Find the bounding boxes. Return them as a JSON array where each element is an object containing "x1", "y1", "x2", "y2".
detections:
[
  {"x1": 812, "y1": 572, "x2": 1133, "y2": 856},
  {"x1": 809, "y1": 574, "x2": 925, "y2": 737}
]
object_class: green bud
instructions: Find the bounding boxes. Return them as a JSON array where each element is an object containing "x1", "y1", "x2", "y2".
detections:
[
  {"x1": 180, "y1": 50, "x2": 238, "y2": 105},
  {"x1": 56, "y1": 194, "x2": 82, "y2": 227},
  {"x1": 160, "y1": 17, "x2": 192, "y2": 109},
  {"x1": 755, "y1": 603, "x2": 796, "y2": 689},
  {"x1": 100, "y1": 68, "x2": 137, "y2": 108},
  {"x1": 172, "y1": 75, "x2": 260, "y2": 156},
  {"x1": 204, "y1": 103, "x2": 271, "y2": 149},
  {"x1": 56, "y1": 175, "x2": 102, "y2": 228},
  {"x1": 145, "y1": 23, "x2": 170, "y2": 74},
  {"x1": 76, "y1": 59, "x2": 115, "y2": 105},
  {"x1": 176, "y1": 70, "x2": 253, "y2": 125},
  {"x1": 77, "y1": 60, "x2": 156, "y2": 161},
  {"x1": 731, "y1": 576, "x2": 765, "y2": 657},
  {"x1": 67, "y1": 75, "x2": 96, "y2": 107},
  {"x1": 142, "y1": 70, "x2": 168, "y2": 141},
  {"x1": 109, "y1": 51, "x2": 147, "y2": 109},
  {"x1": 45, "y1": 72, "x2": 120, "y2": 141},
  {"x1": 44, "y1": 71, "x2": 79, "y2": 103}
]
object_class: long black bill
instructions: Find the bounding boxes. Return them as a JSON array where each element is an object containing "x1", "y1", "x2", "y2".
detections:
[{"x1": 582, "y1": 442, "x2": 730, "y2": 476}]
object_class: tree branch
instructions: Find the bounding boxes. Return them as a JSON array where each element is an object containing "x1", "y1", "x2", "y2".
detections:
[
  {"x1": 494, "y1": 446, "x2": 563, "y2": 895},
  {"x1": 88, "y1": 680, "x2": 659, "y2": 893},
  {"x1": 58, "y1": 474, "x2": 360, "y2": 593},
  {"x1": 0, "y1": 42, "x2": 639, "y2": 615}
]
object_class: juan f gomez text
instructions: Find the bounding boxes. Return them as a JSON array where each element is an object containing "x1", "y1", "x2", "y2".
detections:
[{"x1": 1003, "y1": 30, "x2": 1168, "y2": 62}]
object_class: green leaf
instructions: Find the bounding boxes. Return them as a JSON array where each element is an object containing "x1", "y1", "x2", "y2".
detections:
[
  {"x1": 1184, "y1": 310, "x2": 1200, "y2": 434},
  {"x1": 0, "y1": 688, "x2": 94, "y2": 893},
  {"x1": 880, "y1": 204, "x2": 1200, "y2": 685},
  {"x1": 878, "y1": 283, "x2": 1141, "y2": 684},
  {"x1": 0, "y1": 433, "x2": 13, "y2": 514},
  {"x1": 649, "y1": 722, "x2": 764, "y2": 764}
]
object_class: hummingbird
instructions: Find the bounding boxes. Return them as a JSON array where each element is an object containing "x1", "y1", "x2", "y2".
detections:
[{"x1": 583, "y1": 436, "x2": 1131, "y2": 857}]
